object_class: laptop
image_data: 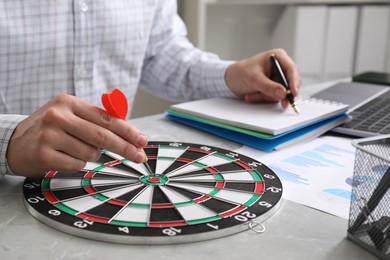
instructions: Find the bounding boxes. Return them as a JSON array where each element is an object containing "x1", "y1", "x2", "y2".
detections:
[{"x1": 312, "y1": 82, "x2": 390, "y2": 137}]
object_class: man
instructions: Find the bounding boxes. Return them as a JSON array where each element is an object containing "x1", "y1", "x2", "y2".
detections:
[{"x1": 0, "y1": 1, "x2": 301, "y2": 178}]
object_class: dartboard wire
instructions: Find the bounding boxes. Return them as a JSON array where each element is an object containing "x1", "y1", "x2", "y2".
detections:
[
  {"x1": 168, "y1": 169, "x2": 224, "y2": 183},
  {"x1": 43, "y1": 183, "x2": 151, "y2": 226},
  {"x1": 155, "y1": 185, "x2": 221, "y2": 226},
  {"x1": 85, "y1": 182, "x2": 146, "y2": 201},
  {"x1": 167, "y1": 161, "x2": 265, "y2": 185},
  {"x1": 210, "y1": 169, "x2": 265, "y2": 183},
  {"x1": 87, "y1": 170, "x2": 140, "y2": 186},
  {"x1": 45, "y1": 185, "x2": 135, "y2": 219},
  {"x1": 46, "y1": 166, "x2": 266, "y2": 206},
  {"x1": 85, "y1": 168, "x2": 142, "y2": 179},
  {"x1": 44, "y1": 178, "x2": 139, "y2": 192},
  {"x1": 163, "y1": 182, "x2": 227, "y2": 205},
  {"x1": 165, "y1": 181, "x2": 262, "y2": 209},
  {"x1": 145, "y1": 186, "x2": 155, "y2": 227},
  {"x1": 163, "y1": 151, "x2": 218, "y2": 177},
  {"x1": 108, "y1": 184, "x2": 152, "y2": 224},
  {"x1": 168, "y1": 170, "x2": 262, "y2": 183},
  {"x1": 90, "y1": 179, "x2": 140, "y2": 188},
  {"x1": 48, "y1": 182, "x2": 144, "y2": 204},
  {"x1": 160, "y1": 184, "x2": 251, "y2": 222},
  {"x1": 167, "y1": 181, "x2": 260, "y2": 197},
  {"x1": 169, "y1": 167, "x2": 259, "y2": 179},
  {"x1": 44, "y1": 170, "x2": 152, "y2": 222},
  {"x1": 102, "y1": 149, "x2": 150, "y2": 176},
  {"x1": 169, "y1": 183, "x2": 266, "y2": 208},
  {"x1": 164, "y1": 152, "x2": 239, "y2": 178},
  {"x1": 149, "y1": 185, "x2": 189, "y2": 227},
  {"x1": 169, "y1": 176, "x2": 260, "y2": 184},
  {"x1": 143, "y1": 161, "x2": 153, "y2": 175},
  {"x1": 43, "y1": 170, "x2": 141, "y2": 193},
  {"x1": 153, "y1": 144, "x2": 190, "y2": 175},
  {"x1": 84, "y1": 160, "x2": 144, "y2": 178}
]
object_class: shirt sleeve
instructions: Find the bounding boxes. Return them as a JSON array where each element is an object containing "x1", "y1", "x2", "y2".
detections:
[
  {"x1": 0, "y1": 115, "x2": 27, "y2": 179},
  {"x1": 140, "y1": 0, "x2": 235, "y2": 102}
]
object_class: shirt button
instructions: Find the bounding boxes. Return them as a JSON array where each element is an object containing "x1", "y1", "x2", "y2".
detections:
[{"x1": 80, "y1": 2, "x2": 89, "y2": 12}]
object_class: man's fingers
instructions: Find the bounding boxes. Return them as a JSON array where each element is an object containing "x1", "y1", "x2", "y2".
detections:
[
  {"x1": 253, "y1": 73, "x2": 287, "y2": 100},
  {"x1": 62, "y1": 117, "x2": 146, "y2": 163},
  {"x1": 28, "y1": 145, "x2": 87, "y2": 175},
  {"x1": 47, "y1": 94, "x2": 148, "y2": 163},
  {"x1": 269, "y1": 49, "x2": 301, "y2": 96},
  {"x1": 71, "y1": 98, "x2": 148, "y2": 147},
  {"x1": 243, "y1": 92, "x2": 280, "y2": 103},
  {"x1": 51, "y1": 131, "x2": 102, "y2": 163}
]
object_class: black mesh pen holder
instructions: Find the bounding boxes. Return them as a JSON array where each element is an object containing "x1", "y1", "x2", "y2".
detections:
[{"x1": 348, "y1": 135, "x2": 390, "y2": 260}]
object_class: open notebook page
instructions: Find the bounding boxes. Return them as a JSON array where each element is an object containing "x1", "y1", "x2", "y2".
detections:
[{"x1": 169, "y1": 97, "x2": 349, "y2": 135}]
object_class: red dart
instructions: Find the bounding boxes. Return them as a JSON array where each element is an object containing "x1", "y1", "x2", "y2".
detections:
[{"x1": 101, "y1": 88, "x2": 128, "y2": 120}]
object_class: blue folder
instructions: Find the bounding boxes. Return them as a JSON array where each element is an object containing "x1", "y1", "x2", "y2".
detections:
[{"x1": 166, "y1": 110, "x2": 349, "y2": 152}]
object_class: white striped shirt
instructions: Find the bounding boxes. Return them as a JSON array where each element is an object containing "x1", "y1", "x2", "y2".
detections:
[{"x1": 0, "y1": 0, "x2": 233, "y2": 176}]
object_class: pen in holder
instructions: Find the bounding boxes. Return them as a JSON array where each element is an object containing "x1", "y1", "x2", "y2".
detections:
[{"x1": 348, "y1": 135, "x2": 390, "y2": 260}]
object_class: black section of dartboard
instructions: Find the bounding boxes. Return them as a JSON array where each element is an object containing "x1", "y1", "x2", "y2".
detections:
[
  {"x1": 143, "y1": 146, "x2": 158, "y2": 173},
  {"x1": 23, "y1": 141, "x2": 282, "y2": 243},
  {"x1": 151, "y1": 186, "x2": 171, "y2": 204}
]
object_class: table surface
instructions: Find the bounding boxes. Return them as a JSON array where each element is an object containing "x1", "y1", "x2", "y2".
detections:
[{"x1": 0, "y1": 81, "x2": 380, "y2": 260}]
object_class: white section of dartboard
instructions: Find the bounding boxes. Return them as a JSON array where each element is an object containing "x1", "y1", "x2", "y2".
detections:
[
  {"x1": 158, "y1": 146, "x2": 187, "y2": 158},
  {"x1": 155, "y1": 158, "x2": 175, "y2": 175},
  {"x1": 104, "y1": 150, "x2": 149, "y2": 176},
  {"x1": 166, "y1": 164, "x2": 204, "y2": 177},
  {"x1": 122, "y1": 161, "x2": 149, "y2": 176},
  {"x1": 49, "y1": 178, "x2": 82, "y2": 190},
  {"x1": 170, "y1": 174, "x2": 216, "y2": 182},
  {"x1": 96, "y1": 167, "x2": 140, "y2": 178},
  {"x1": 100, "y1": 184, "x2": 144, "y2": 199},
  {"x1": 84, "y1": 162, "x2": 140, "y2": 178},
  {"x1": 197, "y1": 154, "x2": 234, "y2": 167},
  {"x1": 167, "y1": 182, "x2": 214, "y2": 195},
  {"x1": 155, "y1": 146, "x2": 188, "y2": 174},
  {"x1": 112, "y1": 205, "x2": 149, "y2": 223},
  {"x1": 91, "y1": 179, "x2": 138, "y2": 186},
  {"x1": 158, "y1": 186, "x2": 191, "y2": 204},
  {"x1": 130, "y1": 186, "x2": 153, "y2": 204},
  {"x1": 176, "y1": 203, "x2": 217, "y2": 221},
  {"x1": 213, "y1": 189, "x2": 253, "y2": 205},
  {"x1": 84, "y1": 162, "x2": 101, "y2": 171},
  {"x1": 166, "y1": 153, "x2": 235, "y2": 178},
  {"x1": 61, "y1": 195, "x2": 105, "y2": 213},
  {"x1": 221, "y1": 171, "x2": 256, "y2": 182},
  {"x1": 103, "y1": 150, "x2": 125, "y2": 161}
]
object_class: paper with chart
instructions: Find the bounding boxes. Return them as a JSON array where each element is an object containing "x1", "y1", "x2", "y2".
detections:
[{"x1": 235, "y1": 136, "x2": 356, "y2": 219}]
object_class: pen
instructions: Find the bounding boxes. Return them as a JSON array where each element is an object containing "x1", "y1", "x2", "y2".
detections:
[{"x1": 270, "y1": 54, "x2": 300, "y2": 114}]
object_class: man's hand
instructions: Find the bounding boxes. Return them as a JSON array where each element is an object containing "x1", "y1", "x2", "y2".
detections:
[
  {"x1": 7, "y1": 93, "x2": 148, "y2": 177},
  {"x1": 225, "y1": 48, "x2": 302, "y2": 108}
]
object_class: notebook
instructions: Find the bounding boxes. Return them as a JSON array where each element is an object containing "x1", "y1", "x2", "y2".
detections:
[
  {"x1": 312, "y1": 82, "x2": 390, "y2": 137},
  {"x1": 166, "y1": 97, "x2": 349, "y2": 151}
]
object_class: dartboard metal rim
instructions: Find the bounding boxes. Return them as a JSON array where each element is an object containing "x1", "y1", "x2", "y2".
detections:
[{"x1": 23, "y1": 141, "x2": 283, "y2": 245}]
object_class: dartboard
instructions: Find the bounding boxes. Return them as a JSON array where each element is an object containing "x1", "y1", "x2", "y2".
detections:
[{"x1": 23, "y1": 141, "x2": 282, "y2": 244}]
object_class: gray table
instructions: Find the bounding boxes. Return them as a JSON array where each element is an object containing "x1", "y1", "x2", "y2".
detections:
[{"x1": 0, "y1": 113, "x2": 379, "y2": 260}]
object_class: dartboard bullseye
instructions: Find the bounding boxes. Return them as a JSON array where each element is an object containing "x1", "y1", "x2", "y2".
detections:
[{"x1": 23, "y1": 142, "x2": 283, "y2": 244}]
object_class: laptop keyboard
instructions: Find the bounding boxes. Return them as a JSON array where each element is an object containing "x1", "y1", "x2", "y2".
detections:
[{"x1": 342, "y1": 90, "x2": 390, "y2": 135}]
